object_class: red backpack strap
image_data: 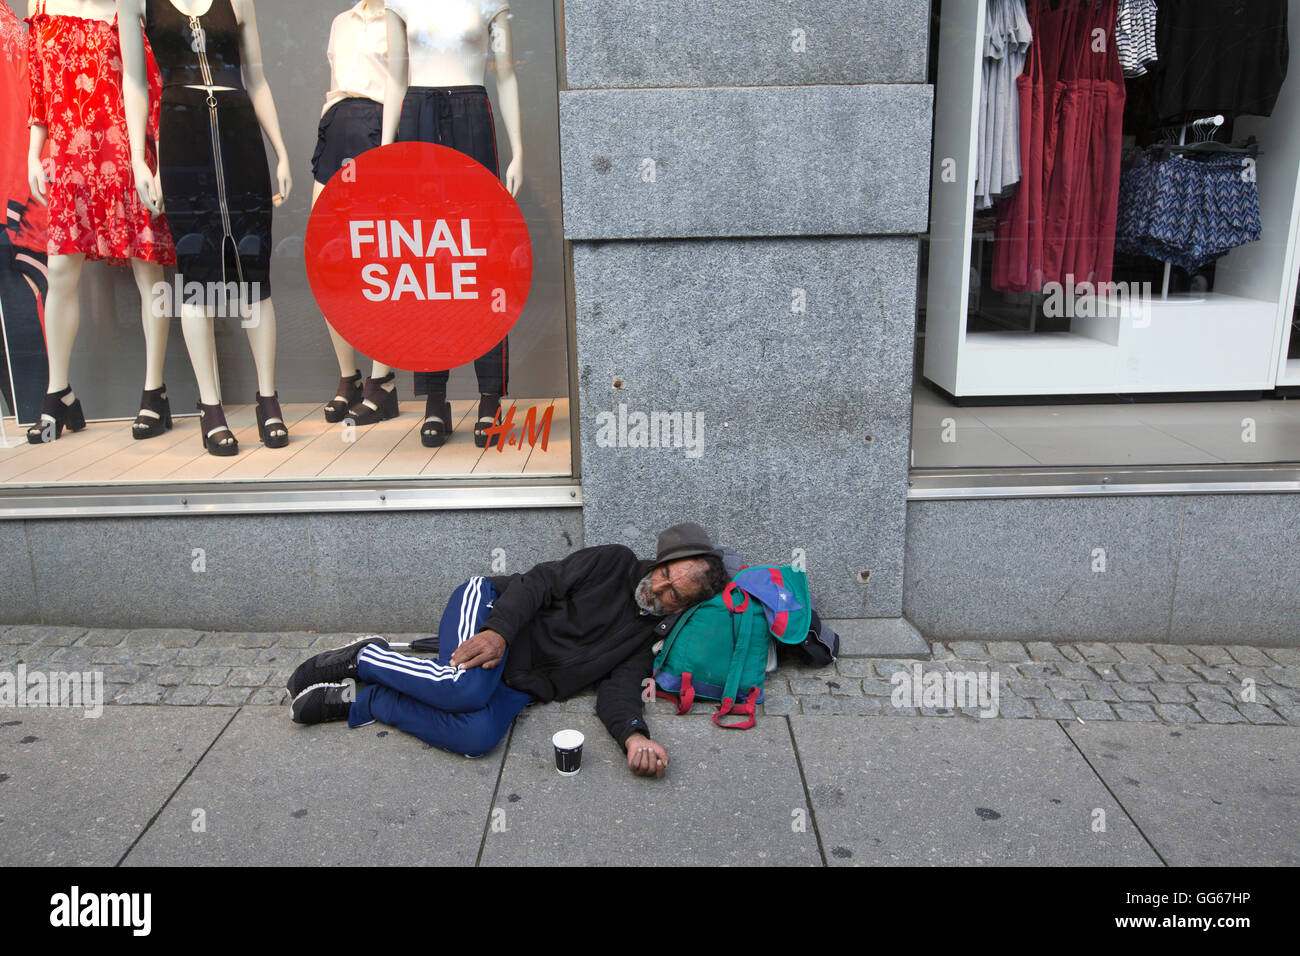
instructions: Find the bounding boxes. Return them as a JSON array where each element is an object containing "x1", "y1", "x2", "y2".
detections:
[
  {"x1": 654, "y1": 672, "x2": 696, "y2": 715},
  {"x1": 676, "y1": 672, "x2": 696, "y2": 714},
  {"x1": 722, "y1": 581, "x2": 749, "y2": 613},
  {"x1": 653, "y1": 672, "x2": 696, "y2": 715},
  {"x1": 713, "y1": 687, "x2": 759, "y2": 730}
]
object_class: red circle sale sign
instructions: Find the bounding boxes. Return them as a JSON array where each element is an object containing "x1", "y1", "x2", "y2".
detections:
[{"x1": 305, "y1": 142, "x2": 533, "y2": 371}]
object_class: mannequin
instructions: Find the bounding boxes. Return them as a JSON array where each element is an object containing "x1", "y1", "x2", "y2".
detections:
[
  {"x1": 312, "y1": 0, "x2": 389, "y2": 424},
  {"x1": 382, "y1": 0, "x2": 523, "y2": 448},
  {"x1": 24, "y1": 0, "x2": 177, "y2": 444},
  {"x1": 117, "y1": 0, "x2": 292, "y2": 456}
]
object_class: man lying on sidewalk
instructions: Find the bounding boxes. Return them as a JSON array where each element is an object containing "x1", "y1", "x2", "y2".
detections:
[{"x1": 286, "y1": 523, "x2": 729, "y2": 778}]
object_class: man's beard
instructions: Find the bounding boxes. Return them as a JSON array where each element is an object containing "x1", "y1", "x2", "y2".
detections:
[{"x1": 634, "y1": 574, "x2": 665, "y2": 615}]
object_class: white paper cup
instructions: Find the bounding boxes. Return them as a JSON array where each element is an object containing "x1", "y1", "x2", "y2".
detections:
[{"x1": 552, "y1": 729, "x2": 585, "y2": 775}]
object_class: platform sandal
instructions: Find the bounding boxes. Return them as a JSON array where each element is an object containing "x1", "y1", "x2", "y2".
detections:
[
  {"x1": 421, "y1": 395, "x2": 453, "y2": 448},
  {"x1": 474, "y1": 393, "x2": 503, "y2": 449},
  {"x1": 256, "y1": 391, "x2": 290, "y2": 448},
  {"x1": 346, "y1": 372, "x2": 398, "y2": 426},
  {"x1": 26, "y1": 386, "x2": 86, "y2": 444},
  {"x1": 132, "y1": 385, "x2": 172, "y2": 440},
  {"x1": 197, "y1": 402, "x2": 239, "y2": 457},
  {"x1": 323, "y1": 371, "x2": 362, "y2": 423}
]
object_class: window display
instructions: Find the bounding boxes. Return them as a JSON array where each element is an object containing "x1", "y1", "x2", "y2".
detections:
[
  {"x1": 922, "y1": 1, "x2": 1300, "y2": 406},
  {"x1": 918, "y1": 0, "x2": 1300, "y2": 469},
  {"x1": 0, "y1": 0, "x2": 571, "y2": 492}
]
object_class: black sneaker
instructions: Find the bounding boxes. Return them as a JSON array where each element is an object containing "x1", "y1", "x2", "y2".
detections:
[
  {"x1": 289, "y1": 681, "x2": 357, "y2": 724},
  {"x1": 286, "y1": 635, "x2": 389, "y2": 698}
]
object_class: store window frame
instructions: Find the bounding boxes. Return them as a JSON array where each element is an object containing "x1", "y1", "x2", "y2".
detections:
[{"x1": 0, "y1": 0, "x2": 583, "y2": 519}]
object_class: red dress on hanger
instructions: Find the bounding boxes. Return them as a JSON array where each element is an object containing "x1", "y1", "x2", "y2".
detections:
[
  {"x1": 25, "y1": 1, "x2": 174, "y2": 265},
  {"x1": 994, "y1": 0, "x2": 1125, "y2": 292}
]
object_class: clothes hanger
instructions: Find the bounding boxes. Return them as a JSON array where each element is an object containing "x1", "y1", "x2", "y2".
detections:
[
  {"x1": 1147, "y1": 115, "x2": 1258, "y2": 157},
  {"x1": 1148, "y1": 135, "x2": 1260, "y2": 158}
]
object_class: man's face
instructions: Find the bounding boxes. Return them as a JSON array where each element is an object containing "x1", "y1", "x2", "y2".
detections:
[{"x1": 634, "y1": 558, "x2": 705, "y2": 616}]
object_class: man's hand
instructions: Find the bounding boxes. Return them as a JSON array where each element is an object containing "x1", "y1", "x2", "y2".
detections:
[
  {"x1": 449, "y1": 629, "x2": 507, "y2": 669},
  {"x1": 625, "y1": 733, "x2": 668, "y2": 778}
]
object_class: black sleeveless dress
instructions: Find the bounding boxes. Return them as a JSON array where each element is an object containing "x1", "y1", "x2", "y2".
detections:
[{"x1": 145, "y1": 0, "x2": 272, "y2": 303}]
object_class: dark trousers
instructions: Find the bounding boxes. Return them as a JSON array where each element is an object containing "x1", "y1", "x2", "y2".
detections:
[
  {"x1": 349, "y1": 576, "x2": 531, "y2": 757},
  {"x1": 0, "y1": 226, "x2": 49, "y2": 424},
  {"x1": 398, "y1": 86, "x2": 509, "y2": 399}
]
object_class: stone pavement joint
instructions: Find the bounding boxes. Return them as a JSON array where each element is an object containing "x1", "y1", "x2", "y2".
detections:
[{"x1": 1, "y1": 626, "x2": 1298, "y2": 727}]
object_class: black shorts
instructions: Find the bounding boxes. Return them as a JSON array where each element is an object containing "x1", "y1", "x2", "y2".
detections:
[
  {"x1": 312, "y1": 97, "x2": 383, "y2": 186},
  {"x1": 397, "y1": 85, "x2": 500, "y2": 179}
]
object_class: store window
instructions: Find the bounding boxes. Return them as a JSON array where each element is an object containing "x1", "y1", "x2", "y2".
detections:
[
  {"x1": 0, "y1": 0, "x2": 571, "y2": 494},
  {"x1": 915, "y1": 0, "x2": 1300, "y2": 471}
]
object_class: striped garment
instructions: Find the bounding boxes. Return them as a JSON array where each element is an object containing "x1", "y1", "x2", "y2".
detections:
[{"x1": 1117, "y1": 0, "x2": 1159, "y2": 77}]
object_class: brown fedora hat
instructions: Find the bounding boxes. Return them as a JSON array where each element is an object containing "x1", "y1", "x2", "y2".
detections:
[{"x1": 652, "y1": 521, "x2": 721, "y2": 567}]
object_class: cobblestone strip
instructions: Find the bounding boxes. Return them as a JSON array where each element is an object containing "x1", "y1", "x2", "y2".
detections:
[
  {"x1": 767, "y1": 640, "x2": 1300, "y2": 726},
  {"x1": 0, "y1": 627, "x2": 432, "y2": 709},
  {"x1": 2, "y1": 628, "x2": 1298, "y2": 726}
]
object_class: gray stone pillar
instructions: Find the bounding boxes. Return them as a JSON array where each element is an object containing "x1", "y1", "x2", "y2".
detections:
[{"x1": 560, "y1": 2, "x2": 933, "y2": 643}]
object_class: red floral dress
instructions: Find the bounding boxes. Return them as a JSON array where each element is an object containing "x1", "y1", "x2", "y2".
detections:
[{"x1": 26, "y1": 3, "x2": 175, "y2": 265}]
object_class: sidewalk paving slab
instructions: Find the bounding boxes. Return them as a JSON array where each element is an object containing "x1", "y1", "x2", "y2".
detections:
[
  {"x1": 122, "y1": 706, "x2": 504, "y2": 867},
  {"x1": 0, "y1": 707, "x2": 229, "y2": 866},
  {"x1": 790, "y1": 716, "x2": 1161, "y2": 866},
  {"x1": 480, "y1": 704, "x2": 819, "y2": 866},
  {"x1": 1062, "y1": 722, "x2": 1300, "y2": 866}
]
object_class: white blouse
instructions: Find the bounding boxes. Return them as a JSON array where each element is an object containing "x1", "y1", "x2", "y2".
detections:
[
  {"x1": 386, "y1": 0, "x2": 510, "y2": 88},
  {"x1": 324, "y1": 3, "x2": 390, "y2": 116}
]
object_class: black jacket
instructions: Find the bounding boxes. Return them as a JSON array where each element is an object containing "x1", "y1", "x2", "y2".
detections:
[{"x1": 485, "y1": 544, "x2": 668, "y2": 748}]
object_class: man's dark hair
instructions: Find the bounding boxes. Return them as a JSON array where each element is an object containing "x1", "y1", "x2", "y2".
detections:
[{"x1": 694, "y1": 554, "x2": 729, "y2": 602}]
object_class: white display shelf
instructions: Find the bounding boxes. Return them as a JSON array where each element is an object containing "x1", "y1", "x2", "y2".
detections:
[
  {"x1": 1282, "y1": 358, "x2": 1300, "y2": 387},
  {"x1": 964, "y1": 333, "x2": 1113, "y2": 350}
]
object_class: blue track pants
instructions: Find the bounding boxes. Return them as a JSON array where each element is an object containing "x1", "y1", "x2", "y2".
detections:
[{"x1": 348, "y1": 576, "x2": 532, "y2": 757}]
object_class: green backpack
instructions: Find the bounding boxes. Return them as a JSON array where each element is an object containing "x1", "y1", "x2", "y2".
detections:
[{"x1": 652, "y1": 566, "x2": 813, "y2": 729}]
